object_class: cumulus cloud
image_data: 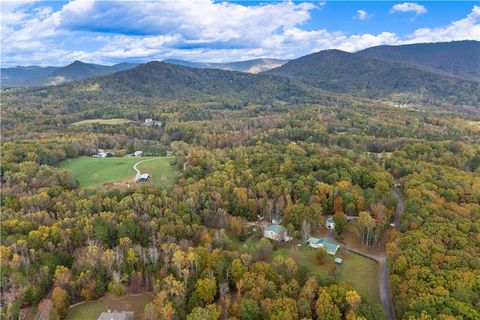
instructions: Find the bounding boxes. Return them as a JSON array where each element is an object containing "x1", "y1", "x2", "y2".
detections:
[
  {"x1": 404, "y1": 5, "x2": 480, "y2": 43},
  {"x1": 390, "y1": 2, "x2": 427, "y2": 15},
  {"x1": 355, "y1": 9, "x2": 369, "y2": 21},
  {"x1": 1, "y1": 1, "x2": 479, "y2": 66}
]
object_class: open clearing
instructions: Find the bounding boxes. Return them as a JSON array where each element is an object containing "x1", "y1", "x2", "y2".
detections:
[
  {"x1": 66, "y1": 293, "x2": 152, "y2": 320},
  {"x1": 275, "y1": 244, "x2": 379, "y2": 303},
  {"x1": 70, "y1": 118, "x2": 133, "y2": 126},
  {"x1": 238, "y1": 236, "x2": 380, "y2": 304},
  {"x1": 59, "y1": 156, "x2": 178, "y2": 188}
]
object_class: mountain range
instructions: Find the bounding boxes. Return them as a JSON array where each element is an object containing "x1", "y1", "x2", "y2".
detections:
[
  {"x1": 3, "y1": 41, "x2": 479, "y2": 112},
  {"x1": 1, "y1": 58, "x2": 287, "y2": 88}
]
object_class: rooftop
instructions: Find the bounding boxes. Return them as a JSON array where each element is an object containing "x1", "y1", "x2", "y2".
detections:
[
  {"x1": 265, "y1": 224, "x2": 287, "y2": 234},
  {"x1": 307, "y1": 237, "x2": 340, "y2": 253},
  {"x1": 97, "y1": 311, "x2": 134, "y2": 320}
]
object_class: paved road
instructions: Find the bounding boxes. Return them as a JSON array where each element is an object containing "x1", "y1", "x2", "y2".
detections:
[{"x1": 328, "y1": 186, "x2": 404, "y2": 320}]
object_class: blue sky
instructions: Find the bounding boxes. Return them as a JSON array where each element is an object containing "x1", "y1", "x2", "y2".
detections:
[{"x1": 1, "y1": 1, "x2": 479, "y2": 67}]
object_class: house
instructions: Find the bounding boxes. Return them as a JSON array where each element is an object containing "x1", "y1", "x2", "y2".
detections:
[
  {"x1": 136, "y1": 173, "x2": 150, "y2": 183},
  {"x1": 326, "y1": 216, "x2": 335, "y2": 230},
  {"x1": 132, "y1": 151, "x2": 142, "y2": 157},
  {"x1": 145, "y1": 118, "x2": 162, "y2": 127},
  {"x1": 306, "y1": 237, "x2": 340, "y2": 255},
  {"x1": 263, "y1": 224, "x2": 288, "y2": 242},
  {"x1": 334, "y1": 258, "x2": 343, "y2": 264},
  {"x1": 97, "y1": 310, "x2": 134, "y2": 320},
  {"x1": 93, "y1": 149, "x2": 112, "y2": 158}
]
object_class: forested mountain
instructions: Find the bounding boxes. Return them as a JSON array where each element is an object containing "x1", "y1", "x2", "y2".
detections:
[
  {"x1": 3, "y1": 61, "x2": 313, "y2": 116},
  {"x1": 1, "y1": 61, "x2": 139, "y2": 87},
  {"x1": 163, "y1": 58, "x2": 289, "y2": 73},
  {"x1": 1, "y1": 66, "x2": 61, "y2": 87},
  {"x1": 264, "y1": 49, "x2": 480, "y2": 106},
  {"x1": 357, "y1": 40, "x2": 480, "y2": 81}
]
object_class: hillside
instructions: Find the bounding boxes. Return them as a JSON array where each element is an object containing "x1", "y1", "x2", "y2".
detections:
[
  {"x1": 265, "y1": 49, "x2": 480, "y2": 106},
  {"x1": 163, "y1": 58, "x2": 289, "y2": 73},
  {"x1": 2, "y1": 61, "x2": 312, "y2": 116},
  {"x1": 1, "y1": 66, "x2": 60, "y2": 87},
  {"x1": 357, "y1": 40, "x2": 480, "y2": 81},
  {"x1": 1, "y1": 61, "x2": 139, "y2": 87}
]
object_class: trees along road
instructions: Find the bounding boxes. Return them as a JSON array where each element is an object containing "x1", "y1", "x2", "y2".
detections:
[{"x1": 331, "y1": 186, "x2": 403, "y2": 320}]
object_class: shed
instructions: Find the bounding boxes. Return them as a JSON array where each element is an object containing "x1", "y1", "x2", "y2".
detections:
[
  {"x1": 136, "y1": 173, "x2": 150, "y2": 183},
  {"x1": 334, "y1": 258, "x2": 343, "y2": 264}
]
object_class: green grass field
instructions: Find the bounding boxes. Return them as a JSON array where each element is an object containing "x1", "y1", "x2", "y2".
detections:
[
  {"x1": 66, "y1": 293, "x2": 152, "y2": 320},
  {"x1": 272, "y1": 242, "x2": 379, "y2": 303},
  {"x1": 71, "y1": 118, "x2": 133, "y2": 126},
  {"x1": 59, "y1": 156, "x2": 178, "y2": 188}
]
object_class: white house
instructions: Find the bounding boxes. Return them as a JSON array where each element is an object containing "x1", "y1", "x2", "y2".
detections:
[
  {"x1": 133, "y1": 151, "x2": 142, "y2": 157},
  {"x1": 145, "y1": 118, "x2": 153, "y2": 125},
  {"x1": 326, "y1": 216, "x2": 335, "y2": 230},
  {"x1": 306, "y1": 237, "x2": 340, "y2": 255},
  {"x1": 263, "y1": 224, "x2": 288, "y2": 241},
  {"x1": 93, "y1": 149, "x2": 108, "y2": 158}
]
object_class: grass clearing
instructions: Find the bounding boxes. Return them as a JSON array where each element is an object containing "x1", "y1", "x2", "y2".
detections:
[
  {"x1": 272, "y1": 241, "x2": 379, "y2": 303},
  {"x1": 66, "y1": 293, "x2": 152, "y2": 320},
  {"x1": 70, "y1": 118, "x2": 133, "y2": 126},
  {"x1": 59, "y1": 156, "x2": 178, "y2": 188}
]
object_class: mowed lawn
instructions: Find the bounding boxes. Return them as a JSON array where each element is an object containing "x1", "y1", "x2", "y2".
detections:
[
  {"x1": 59, "y1": 156, "x2": 178, "y2": 188},
  {"x1": 273, "y1": 243, "x2": 379, "y2": 303},
  {"x1": 136, "y1": 156, "x2": 180, "y2": 187},
  {"x1": 70, "y1": 118, "x2": 133, "y2": 126},
  {"x1": 66, "y1": 293, "x2": 152, "y2": 320}
]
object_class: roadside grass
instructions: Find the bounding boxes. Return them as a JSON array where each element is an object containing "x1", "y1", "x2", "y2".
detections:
[
  {"x1": 66, "y1": 293, "x2": 152, "y2": 320},
  {"x1": 335, "y1": 250, "x2": 379, "y2": 303},
  {"x1": 59, "y1": 156, "x2": 178, "y2": 188},
  {"x1": 70, "y1": 118, "x2": 133, "y2": 126}
]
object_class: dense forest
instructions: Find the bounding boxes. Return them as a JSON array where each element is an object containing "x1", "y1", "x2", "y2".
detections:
[{"x1": 1, "y1": 41, "x2": 480, "y2": 320}]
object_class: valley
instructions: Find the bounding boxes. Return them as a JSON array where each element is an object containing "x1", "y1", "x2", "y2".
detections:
[{"x1": 1, "y1": 39, "x2": 479, "y2": 320}]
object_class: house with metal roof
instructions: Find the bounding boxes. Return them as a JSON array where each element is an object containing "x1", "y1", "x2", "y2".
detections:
[
  {"x1": 326, "y1": 216, "x2": 335, "y2": 230},
  {"x1": 306, "y1": 237, "x2": 340, "y2": 255},
  {"x1": 263, "y1": 224, "x2": 288, "y2": 241}
]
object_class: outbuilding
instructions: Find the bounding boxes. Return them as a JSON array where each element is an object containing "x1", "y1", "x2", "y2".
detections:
[
  {"x1": 136, "y1": 173, "x2": 150, "y2": 183},
  {"x1": 326, "y1": 216, "x2": 335, "y2": 230}
]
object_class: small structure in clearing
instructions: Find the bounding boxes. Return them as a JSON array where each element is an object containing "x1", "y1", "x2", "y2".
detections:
[
  {"x1": 136, "y1": 173, "x2": 150, "y2": 183},
  {"x1": 97, "y1": 309, "x2": 134, "y2": 320},
  {"x1": 263, "y1": 224, "x2": 290, "y2": 242},
  {"x1": 307, "y1": 237, "x2": 340, "y2": 255},
  {"x1": 132, "y1": 151, "x2": 143, "y2": 157},
  {"x1": 335, "y1": 257, "x2": 343, "y2": 264},
  {"x1": 326, "y1": 216, "x2": 335, "y2": 230},
  {"x1": 145, "y1": 118, "x2": 162, "y2": 127},
  {"x1": 93, "y1": 149, "x2": 114, "y2": 158}
]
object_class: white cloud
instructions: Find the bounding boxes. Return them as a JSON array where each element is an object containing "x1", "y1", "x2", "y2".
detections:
[
  {"x1": 404, "y1": 5, "x2": 480, "y2": 43},
  {"x1": 1, "y1": 1, "x2": 479, "y2": 67},
  {"x1": 390, "y1": 2, "x2": 427, "y2": 15},
  {"x1": 355, "y1": 9, "x2": 369, "y2": 21}
]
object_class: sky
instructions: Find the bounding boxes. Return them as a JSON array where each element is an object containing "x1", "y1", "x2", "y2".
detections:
[{"x1": 1, "y1": 1, "x2": 479, "y2": 67}]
